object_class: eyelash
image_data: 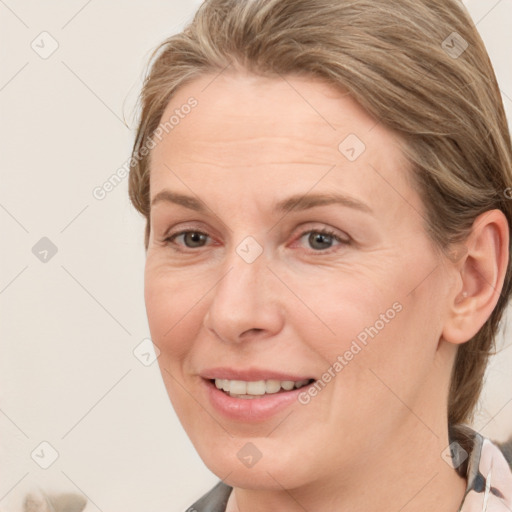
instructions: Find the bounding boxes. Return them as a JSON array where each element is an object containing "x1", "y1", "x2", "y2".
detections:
[{"x1": 162, "y1": 227, "x2": 350, "y2": 254}]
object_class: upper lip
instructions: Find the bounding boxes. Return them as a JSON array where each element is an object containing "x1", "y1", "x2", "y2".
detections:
[{"x1": 200, "y1": 367, "x2": 314, "y2": 382}]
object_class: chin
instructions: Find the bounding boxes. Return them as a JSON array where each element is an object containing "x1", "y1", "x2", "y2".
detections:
[{"x1": 194, "y1": 437, "x2": 318, "y2": 491}]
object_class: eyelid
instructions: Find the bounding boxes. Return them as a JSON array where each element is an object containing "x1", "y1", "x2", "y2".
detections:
[
  {"x1": 300, "y1": 225, "x2": 350, "y2": 242},
  {"x1": 291, "y1": 225, "x2": 351, "y2": 253},
  {"x1": 161, "y1": 219, "x2": 221, "y2": 244},
  {"x1": 163, "y1": 222, "x2": 350, "y2": 254},
  {"x1": 164, "y1": 229, "x2": 214, "y2": 250},
  {"x1": 162, "y1": 220, "x2": 210, "y2": 238}
]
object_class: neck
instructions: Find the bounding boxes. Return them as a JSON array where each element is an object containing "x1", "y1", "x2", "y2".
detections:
[{"x1": 226, "y1": 419, "x2": 468, "y2": 512}]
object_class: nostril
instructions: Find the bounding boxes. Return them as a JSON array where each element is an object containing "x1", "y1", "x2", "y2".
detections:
[{"x1": 242, "y1": 328, "x2": 264, "y2": 336}]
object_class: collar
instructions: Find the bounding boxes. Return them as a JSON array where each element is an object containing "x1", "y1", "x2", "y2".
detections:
[{"x1": 456, "y1": 428, "x2": 512, "y2": 511}]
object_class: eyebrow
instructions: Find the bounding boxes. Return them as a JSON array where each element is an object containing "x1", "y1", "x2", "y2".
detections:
[
  {"x1": 150, "y1": 189, "x2": 373, "y2": 214},
  {"x1": 151, "y1": 190, "x2": 207, "y2": 212}
]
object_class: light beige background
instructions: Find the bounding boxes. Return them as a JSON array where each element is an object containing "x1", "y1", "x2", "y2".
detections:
[{"x1": 1, "y1": 1, "x2": 511, "y2": 511}]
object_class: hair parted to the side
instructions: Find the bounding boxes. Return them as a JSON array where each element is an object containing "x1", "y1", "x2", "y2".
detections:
[{"x1": 128, "y1": 0, "x2": 512, "y2": 428}]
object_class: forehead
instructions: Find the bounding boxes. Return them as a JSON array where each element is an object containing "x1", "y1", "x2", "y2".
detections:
[
  {"x1": 148, "y1": 70, "x2": 420, "y2": 220},
  {"x1": 153, "y1": 70, "x2": 390, "y2": 160}
]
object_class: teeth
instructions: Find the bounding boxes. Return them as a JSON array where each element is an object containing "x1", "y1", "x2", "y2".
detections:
[
  {"x1": 281, "y1": 380, "x2": 295, "y2": 391},
  {"x1": 247, "y1": 381, "x2": 266, "y2": 395},
  {"x1": 230, "y1": 380, "x2": 247, "y2": 395},
  {"x1": 265, "y1": 379, "x2": 281, "y2": 394},
  {"x1": 214, "y1": 378, "x2": 312, "y2": 397}
]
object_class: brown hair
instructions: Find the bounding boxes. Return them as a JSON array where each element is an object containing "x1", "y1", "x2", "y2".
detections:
[{"x1": 128, "y1": 0, "x2": 512, "y2": 427}]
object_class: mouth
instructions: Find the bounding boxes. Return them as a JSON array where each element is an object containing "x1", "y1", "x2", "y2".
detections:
[
  {"x1": 211, "y1": 378, "x2": 315, "y2": 399},
  {"x1": 200, "y1": 368, "x2": 317, "y2": 421}
]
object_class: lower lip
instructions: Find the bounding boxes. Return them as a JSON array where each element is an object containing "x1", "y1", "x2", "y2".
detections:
[{"x1": 202, "y1": 378, "x2": 312, "y2": 422}]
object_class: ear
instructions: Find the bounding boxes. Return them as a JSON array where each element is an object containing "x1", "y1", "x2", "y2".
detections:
[{"x1": 442, "y1": 209, "x2": 509, "y2": 345}]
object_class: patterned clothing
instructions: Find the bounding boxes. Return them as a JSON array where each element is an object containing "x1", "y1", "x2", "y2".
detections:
[
  {"x1": 458, "y1": 431, "x2": 512, "y2": 511},
  {"x1": 187, "y1": 427, "x2": 512, "y2": 512}
]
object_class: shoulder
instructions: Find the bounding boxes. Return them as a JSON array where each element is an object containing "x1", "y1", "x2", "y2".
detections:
[
  {"x1": 455, "y1": 425, "x2": 512, "y2": 511},
  {"x1": 495, "y1": 436, "x2": 512, "y2": 470},
  {"x1": 186, "y1": 481, "x2": 232, "y2": 512}
]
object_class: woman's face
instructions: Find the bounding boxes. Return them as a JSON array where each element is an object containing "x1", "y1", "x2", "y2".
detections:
[{"x1": 144, "y1": 71, "x2": 457, "y2": 490}]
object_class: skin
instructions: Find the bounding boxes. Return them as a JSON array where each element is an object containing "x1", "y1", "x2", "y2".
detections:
[{"x1": 143, "y1": 69, "x2": 509, "y2": 511}]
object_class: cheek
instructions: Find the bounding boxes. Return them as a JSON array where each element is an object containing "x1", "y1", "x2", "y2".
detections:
[
  {"x1": 144, "y1": 262, "x2": 204, "y2": 361},
  {"x1": 307, "y1": 269, "x2": 435, "y2": 398},
  {"x1": 305, "y1": 274, "x2": 397, "y2": 356},
  {"x1": 338, "y1": 289, "x2": 440, "y2": 412}
]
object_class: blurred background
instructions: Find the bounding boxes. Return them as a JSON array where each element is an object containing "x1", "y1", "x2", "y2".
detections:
[{"x1": 1, "y1": 1, "x2": 511, "y2": 511}]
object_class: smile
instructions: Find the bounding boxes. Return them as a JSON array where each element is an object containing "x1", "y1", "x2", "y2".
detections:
[
  {"x1": 213, "y1": 378, "x2": 314, "y2": 398},
  {"x1": 202, "y1": 374, "x2": 317, "y2": 421}
]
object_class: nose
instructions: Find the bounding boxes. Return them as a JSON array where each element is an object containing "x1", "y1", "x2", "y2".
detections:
[{"x1": 203, "y1": 248, "x2": 285, "y2": 344}]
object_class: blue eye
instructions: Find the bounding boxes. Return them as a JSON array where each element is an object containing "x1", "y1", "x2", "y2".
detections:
[
  {"x1": 299, "y1": 229, "x2": 348, "y2": 251},
  {"x1": 162, "y1": 227, "x2": 349, "y2": 253}
]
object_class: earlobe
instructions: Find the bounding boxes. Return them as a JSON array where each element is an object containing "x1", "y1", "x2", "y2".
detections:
[{"x1": 442, "y1": 209, "x2": 509, "y2": 346}]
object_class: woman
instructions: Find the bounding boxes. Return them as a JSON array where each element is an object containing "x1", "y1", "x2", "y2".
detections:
[{"x1": 128, "y1": 0, "x2": 512, "y2": 510}]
